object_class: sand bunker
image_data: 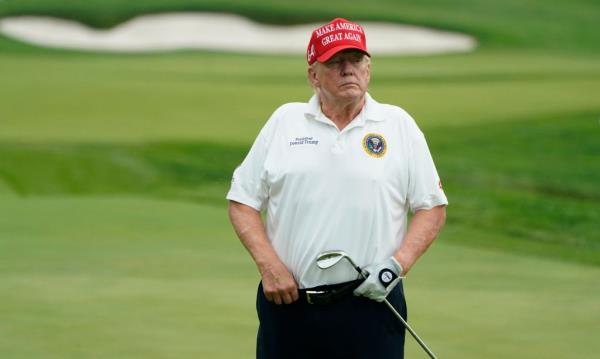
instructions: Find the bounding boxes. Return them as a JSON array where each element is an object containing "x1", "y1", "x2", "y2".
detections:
[{"x1": 0, "y1": 13, "x2": 476, "y2": 55}]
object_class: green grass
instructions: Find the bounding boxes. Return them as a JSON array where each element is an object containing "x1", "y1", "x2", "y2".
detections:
[
  {"x1": 1, "y1": 0, "x2": 599, "y2": 53},
  {"x1": 431, "y1": 113, "x2": 600, "y2": 264},
  {"x1": 0, "y1": 197, "x2": 598, "y2": 358},
  {"x1": 0, "y1": 177, "x2": 16, "y2": 195},
  {"x1": 0, "y1": 1, "x2": 599, "y2": 357},
  {"x1": 0, "y1": 141, "x2": 242, "y2": 205},
  {"x1": 2, "y1": 106, "x2": 598, "y2": 266},
  {"x1": 0, "y1": 197, "x2": 258, "y2": 359},
  {"x1": 1, "y1": 49, "x2": 599, "y2": 265},
  {"x1": 1, "y1": 50, "x2": 599, "y2": 143}
]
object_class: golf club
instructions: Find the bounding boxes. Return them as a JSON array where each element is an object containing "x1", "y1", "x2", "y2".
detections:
[{"x1": 316, "y1": 250, "x2": 438, "y2": 359}]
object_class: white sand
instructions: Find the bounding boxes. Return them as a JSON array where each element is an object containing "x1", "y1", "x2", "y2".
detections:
[{"x1": 0, "y1": 12, "x2": 476, "y2": 55}]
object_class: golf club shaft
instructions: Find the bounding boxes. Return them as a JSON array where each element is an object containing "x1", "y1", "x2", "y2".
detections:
[
  {"x1": 383, "y1": 299, "x2": 437, "y2": 359},
  {"x1": 354, "y1": 264, "x2": 437, "y2": 359}
]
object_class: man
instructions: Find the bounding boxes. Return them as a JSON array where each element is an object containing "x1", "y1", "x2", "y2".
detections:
[{"x1": 227, "y1": 18, "x2": 447, "y2": 359}]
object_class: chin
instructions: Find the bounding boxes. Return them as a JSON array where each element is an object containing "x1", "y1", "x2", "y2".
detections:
[{"x1": 339, "y1": 89, "x2": 364, "y2": 99}]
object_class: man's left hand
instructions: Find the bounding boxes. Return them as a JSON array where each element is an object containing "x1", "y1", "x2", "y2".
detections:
[{"x1": 353, "y1": 257, "x2": 403, "y2": 302}]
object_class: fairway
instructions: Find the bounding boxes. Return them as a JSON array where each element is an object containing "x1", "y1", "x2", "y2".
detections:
[
  {"x1": 1, "y1": 0, "x2": 599, "y2": 358},
  {"x1": 0, "y1": 197, "x2": 598, "y2": 358},
  {"x1": 1, "y1": 51, "x2": 600, "y2": 142},
  {"x1": 0, "y1": 196, "x2": 257, "y2": 358}
]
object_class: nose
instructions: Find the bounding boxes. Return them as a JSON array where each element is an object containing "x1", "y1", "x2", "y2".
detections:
[{"x1": 340, "y1": 60, "x2": 354, "y2": 76}]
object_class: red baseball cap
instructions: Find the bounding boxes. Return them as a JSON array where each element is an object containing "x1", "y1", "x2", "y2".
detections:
[{"x1": 306, "y1": 18, "x2": 370, "y2": 65}]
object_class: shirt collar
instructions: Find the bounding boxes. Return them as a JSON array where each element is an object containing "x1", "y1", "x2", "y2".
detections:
[{"x1": 304, "y1": 92, "x2": 384, "y2": 124}]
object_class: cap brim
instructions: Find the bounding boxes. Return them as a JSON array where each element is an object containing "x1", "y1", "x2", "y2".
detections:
[{"x1": 316, "y1": 45, "x2": 371, "y2": 63}]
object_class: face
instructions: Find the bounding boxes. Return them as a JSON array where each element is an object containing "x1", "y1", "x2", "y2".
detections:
[{"x1": 308, "y1": 49, "x2": 370, "y2": 103}]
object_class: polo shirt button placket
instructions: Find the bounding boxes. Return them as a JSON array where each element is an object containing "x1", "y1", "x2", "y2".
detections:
[{"x1": 331, "y1": 134, "x2": 344, "y2": 154}]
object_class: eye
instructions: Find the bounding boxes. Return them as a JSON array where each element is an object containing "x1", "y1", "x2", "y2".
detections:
[
  {"x1": 325, "y1": 58, "x2": 343, "y2": 68},
  {"x1": 350, "y1": 54, "x2": 365, "y2": 63}
]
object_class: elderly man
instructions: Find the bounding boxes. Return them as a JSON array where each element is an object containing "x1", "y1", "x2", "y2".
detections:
[{"x1": 227, "y1": 18, "x2": 447, "y2": 359}]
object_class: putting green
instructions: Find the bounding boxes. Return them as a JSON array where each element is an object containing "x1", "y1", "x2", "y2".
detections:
[{"x1": 0, "y1": 196, "x2": 598, "y2": 358}]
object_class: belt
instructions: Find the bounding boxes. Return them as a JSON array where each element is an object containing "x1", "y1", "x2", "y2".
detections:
[{"x1": 299, "y1": 279, "x2": 363, "y2": 305}]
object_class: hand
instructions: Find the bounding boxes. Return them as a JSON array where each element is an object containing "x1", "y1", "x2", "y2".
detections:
[
  {"x1": 259, "y1": 260, "x2": 299, "y2": 305},
  {"x1": 353, "y1": 257, "x2": 403, "y2": 302}
]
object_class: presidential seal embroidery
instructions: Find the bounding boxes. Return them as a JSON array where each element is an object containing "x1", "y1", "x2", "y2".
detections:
[{"x1": 362, "y1": 133, "x2": 387, "y2": 158}]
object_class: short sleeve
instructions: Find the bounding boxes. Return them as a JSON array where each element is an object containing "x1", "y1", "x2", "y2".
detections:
[
  {"x1": 406, "y1": 119, "x2": 448, "y2": 212},
  {"x1": 226, "y1": 118, "x2": 276, "y2": 211}
]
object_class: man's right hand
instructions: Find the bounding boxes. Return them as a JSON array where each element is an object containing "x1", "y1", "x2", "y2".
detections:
[
  {"x1": 228, "y1": 201, "x2": 298, "y2": 305},
  {"x1": 259, "y1": 260, "x2": 299, "y2": 305}
]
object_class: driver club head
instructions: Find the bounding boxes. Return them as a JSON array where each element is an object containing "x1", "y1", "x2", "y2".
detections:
[{"x1": 316, "y1": 250, "x2": 349, "y2": 269}]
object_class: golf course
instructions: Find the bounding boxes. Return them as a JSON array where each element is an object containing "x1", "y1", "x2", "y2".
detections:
[{"x1": 0, "y1": 1, "x2": 599, "y2": 358}]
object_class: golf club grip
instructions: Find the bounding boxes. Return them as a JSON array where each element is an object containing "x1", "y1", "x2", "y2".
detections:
[
  {"x1": 355, "y1": 265, "x2": 366, "y2": 278},
  {"x1": 383, "y1": 299, "x2": 438, "y2": 359},
  {"x1": 345, "y1": 256, "x2": 437, "y2": 358}
]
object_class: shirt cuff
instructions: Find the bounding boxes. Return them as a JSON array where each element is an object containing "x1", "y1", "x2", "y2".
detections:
[{"x1": 226, "y1": 189, "x2": 264, "y2": 212}]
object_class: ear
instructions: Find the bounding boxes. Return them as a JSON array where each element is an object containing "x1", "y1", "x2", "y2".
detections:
[{"x1": 307, "y1": 65, "x2": 320, "y2": 88}]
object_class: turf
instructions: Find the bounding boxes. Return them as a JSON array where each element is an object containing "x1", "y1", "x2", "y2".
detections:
[
  {"x1": 0, "y1": 197, "x2": 257, "y2": 359},
  {"x1": 0, "y1": 50, "x2": 598, "y2": 265},
  {"x1": 0, "y1": 140, "x2": 242, "y2": 205},
  {"x1": 1, "y1": 51, "x2": 599, "y2": 143},
  {"x1": 0, "y1": 1, "x2": 599, "y2": 358},
  {"x1": 0, "y1": 197, "x2": 598, "y2": 358},
  {"x1": 0, "y1": 177, "x2": 16, "y2": 195},
  {"x1": 1, "y1": 0, "x2": 599, "y2": 53},
  {"x1": 432, "y1": 113, "x2": 600, "y2": 265}
]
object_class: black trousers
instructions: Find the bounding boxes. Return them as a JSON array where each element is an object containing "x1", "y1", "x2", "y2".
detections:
[{"x1": 256, "y1": 281, "x2": 407, "y2": 359}]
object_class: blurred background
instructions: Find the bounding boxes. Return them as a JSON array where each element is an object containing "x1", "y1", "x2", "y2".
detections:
[{"x1": 0, "y1": 1, "x2": 598, "y2": 358}]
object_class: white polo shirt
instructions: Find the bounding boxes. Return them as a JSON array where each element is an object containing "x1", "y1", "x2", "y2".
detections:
[{"x1": 227, "y1": 93, "x2": 448, "y2": 289}]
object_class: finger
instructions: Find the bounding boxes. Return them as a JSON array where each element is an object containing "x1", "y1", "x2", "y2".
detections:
[
  {"x1": 353, "y1": 280, "x2": 370, "y2": 296},
  {"x1": 282, "y1": 282, "x2": 299, "y2": 303},
  {"x1": 272, "y1": 293, "x2": 283, "y2": 305},
  {"x1": 263, "y1": 285, "x2": 276, "y2": 302},
  {"x1": 281, "y1": 290, "x2": 295, "y2": 304},
  {"x1": 291, "y1": 288, "x2": 299, "y2": 302}
]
